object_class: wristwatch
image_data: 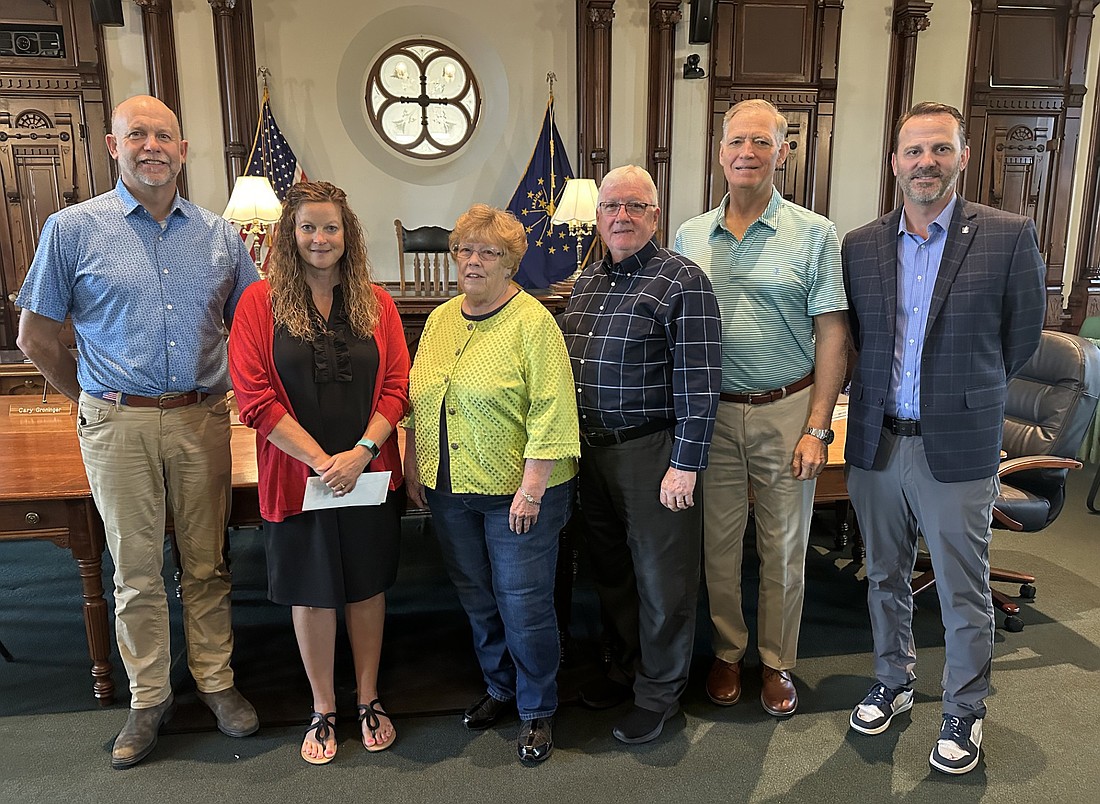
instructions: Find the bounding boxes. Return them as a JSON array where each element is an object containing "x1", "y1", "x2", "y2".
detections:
[
  {"x1": 356, "y1": 438, "x2": 381, "y2": 460},
  {"x1": 804, "y1": 427, "x2": 835, "y2": 445}
]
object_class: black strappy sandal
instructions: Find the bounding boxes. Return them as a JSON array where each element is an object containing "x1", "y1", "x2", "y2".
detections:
[
  {"x1": 357, "y1": 699, "x2": 396, "y2": 752},
  {"x1": 301, "y1": 711, "x2": 337, "y2": 765}
]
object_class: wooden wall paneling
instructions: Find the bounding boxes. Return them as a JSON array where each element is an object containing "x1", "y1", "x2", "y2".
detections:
[
  {"x1": 577, "y1": 1, "x2": 615, "y2": 185},
  {"x1": 964, "y1": 0, "x2": 1097, "y2": 329},
  {"x1": 209, "y1": 0, "x2": 259, "y2": 190},
  {"x1": 1054, "y1": 0, "x2": 1095, "y2": 330},
  {"x1": 132, "y1": 0, "x2": 188, "y2": 198},
  {"x1": 812, "y1": 0, "x2": 843, "y2": 214},
  {"x1": 879, "y1": 2, "x2": 932, "y2": 215},
  {"x1": 1068, "y1": 6, "x2": 1100, "y2": 326},
  {"x1": 647, "y1": 1, "x2": 681, "y2": 246},
  {"x1": 705, "y1": 1, "x2": 842, "y2": 216},
  {"x1": 0, "y1": 1, "x2": 108, "y2": 349}
]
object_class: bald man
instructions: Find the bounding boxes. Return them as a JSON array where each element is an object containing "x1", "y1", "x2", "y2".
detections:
[{"x1": 17, "y1": 95, "x2": 260, "y2": 768}]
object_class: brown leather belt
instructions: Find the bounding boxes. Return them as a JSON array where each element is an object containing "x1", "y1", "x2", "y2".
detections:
[
  {"x1": 720, "y1": 373, "x2": 814, "y2": 405},
  {"x1": 92, "y1": 390, "x2": 210, "y2": 409}
]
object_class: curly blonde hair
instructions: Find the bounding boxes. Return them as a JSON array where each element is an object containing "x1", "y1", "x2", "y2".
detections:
[
  {"x1": 266, "y1": 181, "x2": 379, "y2": 340},
  {"x1": 449, "y1": 204, "x2": 528, "y2": 274}
]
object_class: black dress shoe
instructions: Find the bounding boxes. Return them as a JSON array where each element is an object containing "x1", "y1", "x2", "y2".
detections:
[
  {"x1": 612, "y1": 703, "x2": 679, "y2": 744},
  {"x1": 517, "y1": 717, "x2": 554, "y2": 763},
  {"x1": 579, "y1": 675, "x2": 632, "y2": 710},
  {"x1": 463, "y1": 692, "x2": 514, "y2": 730}
]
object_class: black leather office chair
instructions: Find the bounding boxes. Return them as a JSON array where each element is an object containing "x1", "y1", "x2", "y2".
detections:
[
  {"x1": 911, "y1": 330, "x2": 1100, "y2": 631},
  {"x1": 395, "y1": 219, "x2": 453, "y2": 295}
]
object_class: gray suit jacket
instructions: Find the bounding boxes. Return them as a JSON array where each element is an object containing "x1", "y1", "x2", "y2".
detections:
[{"x1": 841, "y1": 196, "x2": 1046, "y2": 483}]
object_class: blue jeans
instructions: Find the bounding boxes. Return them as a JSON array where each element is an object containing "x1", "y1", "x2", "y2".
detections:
[{"x1": 426, "y1": 478, "x2": 575, "y2": 720}]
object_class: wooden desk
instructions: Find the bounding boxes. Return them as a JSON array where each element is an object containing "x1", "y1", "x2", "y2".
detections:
[{"x1": 0, "y1": 397, "x2": 262, "y2": 705}]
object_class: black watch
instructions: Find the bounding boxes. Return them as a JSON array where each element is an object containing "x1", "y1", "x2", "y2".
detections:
[{"x1": 804, "y1": 427, "x2": 835, "y2": 445}]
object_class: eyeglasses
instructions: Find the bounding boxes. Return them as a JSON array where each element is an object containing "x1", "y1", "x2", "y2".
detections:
[
  {"x1": 453, "y1": 245, "x2": 504, "y2": 261},
  {"x1": 597, "y1": 201, "x2": 656, "y2": 217}
]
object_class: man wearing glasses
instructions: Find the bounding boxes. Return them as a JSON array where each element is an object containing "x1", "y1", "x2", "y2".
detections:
[
  {"x1": 561, "y1": 165, "x2": 721, "y2": 744},
  {"x1": 674, "y1": 99, "x2": 848, "y2": 717}
]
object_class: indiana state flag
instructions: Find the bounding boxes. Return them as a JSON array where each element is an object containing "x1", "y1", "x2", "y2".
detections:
[{"x1": 507, "y1": 98, "x2": 589, "y2": 288}]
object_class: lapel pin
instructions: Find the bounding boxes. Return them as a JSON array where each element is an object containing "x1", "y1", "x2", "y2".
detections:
[{"x1": 962, "y1": 225, "x2": 970, "y2": 234}]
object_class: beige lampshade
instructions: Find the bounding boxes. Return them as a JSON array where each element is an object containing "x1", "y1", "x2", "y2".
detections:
[
  {"x1": 222, "y1": 176, "x2": 283, "y2": 225},
  {"x1": 551, "y1": 178, "x2": 599, "y2": 227}
]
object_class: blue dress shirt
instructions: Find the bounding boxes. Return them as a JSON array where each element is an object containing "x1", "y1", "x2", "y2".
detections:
[
  {"x1": 17, "y1": 180, "x2": 259, "y2": 396},
  {"x1": 887, "y1": 195, "x2": 958, "y2": 419}
]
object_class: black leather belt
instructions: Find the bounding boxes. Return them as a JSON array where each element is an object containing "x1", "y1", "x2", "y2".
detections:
[
  {"x1": 883, "y1": 415, "x2": 921, "y2": 436},
  {"x1": 720, "y1": 372, "x2": 814, "y2": 405},
  {"x1": 581, "y1": 419, "x2": 673, "y2": 447}
]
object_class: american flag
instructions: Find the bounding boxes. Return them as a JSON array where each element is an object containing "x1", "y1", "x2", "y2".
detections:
[{"x1": 239, "y1": 87, "x2": 307, "y2": 266}]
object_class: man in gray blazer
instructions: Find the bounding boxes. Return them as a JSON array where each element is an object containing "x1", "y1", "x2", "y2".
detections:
[{"x1": 841, "y1": 102, "x2": 1045, "y2": 775}]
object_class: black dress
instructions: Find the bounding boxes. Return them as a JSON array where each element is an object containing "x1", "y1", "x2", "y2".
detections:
[{"x1": 264, "y1": 285, "x2": 401, "y2": 608}]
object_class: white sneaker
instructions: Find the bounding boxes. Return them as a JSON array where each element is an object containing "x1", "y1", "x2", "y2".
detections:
[
  {"x1": 849, "y1": 682, "x2": 914, "y2": 735},
  {"x1": 929, "y1": 714, "x2": 983, "y2": 775}
]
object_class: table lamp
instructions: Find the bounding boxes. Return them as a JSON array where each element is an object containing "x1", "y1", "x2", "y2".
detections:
[
  {"x1": 222, "y1": 176, "x2": 283, "y2": 272},
  {"x1": 550, "y1": 177, "x2": 599, "y2": 281}
]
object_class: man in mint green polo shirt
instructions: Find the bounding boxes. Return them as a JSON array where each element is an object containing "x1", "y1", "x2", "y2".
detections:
[{"x1": 674, "y1": 99, "x2": 848, "y2": 717}]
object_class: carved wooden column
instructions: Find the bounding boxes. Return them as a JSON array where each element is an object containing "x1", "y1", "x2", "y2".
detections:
[
  {"x1": 879, "y1": 1, "x2": 932, "y2": 215},
  {"x1": 577, "y1": 1, "x2": 615, "y2": 184},
  {"x1": 1064, "y1": 2, "x2": 1100, "y2": 327},
  {"x1": 209, "y1": 0, "x2": 259, "y2": 191},
  {"x1": 647, "y1": 1, "x2": 681, "y2": 246},
  {"x1": 132, "y1": 0, "x2": 187, "y2": 197}
]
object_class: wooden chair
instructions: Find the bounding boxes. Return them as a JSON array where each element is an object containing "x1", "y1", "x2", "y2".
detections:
[{"x1": 395, "y1": 219, "x2": 453, "y2": 295}]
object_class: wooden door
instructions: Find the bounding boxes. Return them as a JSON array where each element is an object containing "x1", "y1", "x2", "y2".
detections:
[{"x1": 0, "y1": 95, "x2": 91, "y2": 349}]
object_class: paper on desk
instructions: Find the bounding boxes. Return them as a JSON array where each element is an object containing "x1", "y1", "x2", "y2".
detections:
[{"x1": 302, "y1": 472, "x2": 391, "y2": 510}]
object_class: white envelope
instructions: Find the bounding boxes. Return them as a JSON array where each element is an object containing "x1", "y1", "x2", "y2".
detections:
[{"x1": 302, "y1": 472, "x2": 392, "y2": 510}]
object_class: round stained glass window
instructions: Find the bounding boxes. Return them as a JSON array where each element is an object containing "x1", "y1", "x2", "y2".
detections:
[{"x1": 365, "y1": 39, "x2": 482, "y2": 160}]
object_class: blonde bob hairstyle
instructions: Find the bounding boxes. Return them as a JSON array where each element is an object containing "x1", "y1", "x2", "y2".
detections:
[
  {"x1": 266, "y1": 181, "x2": 380, "y2": 341},
  {"x1": 448, "y1": 203, "x2": 528, "y2": 275}
]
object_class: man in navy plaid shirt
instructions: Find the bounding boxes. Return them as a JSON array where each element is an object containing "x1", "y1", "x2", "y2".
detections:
[{"x1": 561, "y1": 165, "x2": 721, "y2": 745}]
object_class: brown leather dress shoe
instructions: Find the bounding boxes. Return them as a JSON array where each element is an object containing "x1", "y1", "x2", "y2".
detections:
[
  {"x1": 706, "y1": 658, "x2": 743, "y2": 706},
  {"x1": 761, "y1": 665, "x2": 798, "y2": 716}
]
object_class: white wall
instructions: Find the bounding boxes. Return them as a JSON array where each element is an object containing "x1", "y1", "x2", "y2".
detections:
[{"x1": 99, "y1": 1, "x2": 1099, "y2": 290}]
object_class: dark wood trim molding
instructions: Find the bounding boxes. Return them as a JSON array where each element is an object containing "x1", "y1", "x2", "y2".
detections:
[
  {"x1": 577, "y1": 1, "x2": 615, "y2": 185},
  {"x1": 647, "y1": 1, "x2": 681, "y2": 246},
  {"x1": 1066, "y1": 0, "x2": 1100, "y2": 328},
  {"x1": 132, "y1": 0, "x2": 188, "y2": 197},
  {"x1": 879, "y1": 1, "x2": 932, "y2": 215},
  {"x1": 209, "y1": 0, "x2": 260, "y2": 191}
]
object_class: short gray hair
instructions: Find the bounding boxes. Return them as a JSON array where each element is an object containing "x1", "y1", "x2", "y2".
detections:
[
  {"x1": 722, "y1": 99, "x2": 788, "y2": 142},
  {"x1": 599, "y1": 165, "x2": 658, "y2": 204}
]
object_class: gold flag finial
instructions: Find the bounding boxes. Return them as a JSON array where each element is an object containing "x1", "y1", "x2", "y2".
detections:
[{"x1": 546, "y1": 71, "x2": 556, "y2": 102}]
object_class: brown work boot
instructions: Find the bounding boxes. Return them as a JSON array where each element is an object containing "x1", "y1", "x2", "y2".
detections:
[
  {"x1": 705, "y1": 657, "x2": 743, "y2": 706},
  {"x1": 197, "y1": 686, "x2": 259, "y2": 737},
  {"x1": 111, "y1": 693, "x2": 176, "y2": 769}
]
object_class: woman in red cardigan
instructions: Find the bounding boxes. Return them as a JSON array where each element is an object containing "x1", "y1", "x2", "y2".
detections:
[{"x1": 229, "y1": 181, "x2": 409, "y2": 765}]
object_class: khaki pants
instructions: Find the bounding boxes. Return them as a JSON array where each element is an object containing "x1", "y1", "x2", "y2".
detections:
[
  {"x1": 77, "y1": 392, "x2": 235, "y2": 708},
  {"x1": 702, "y1": 387, "x2": 816, "y2": 670}
]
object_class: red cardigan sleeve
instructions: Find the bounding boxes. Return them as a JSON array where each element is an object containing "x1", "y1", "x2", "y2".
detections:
[
  {"x1": 371, "y1": 286, "x2": 410, "y2": 488},
  {"x1": 228, "y1": 281, "x2": 291, "y2": 439}
]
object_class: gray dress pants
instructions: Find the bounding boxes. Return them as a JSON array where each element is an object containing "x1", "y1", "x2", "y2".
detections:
[{"x1": 847, "y1": 427, "x2": 998, "y2": 719}]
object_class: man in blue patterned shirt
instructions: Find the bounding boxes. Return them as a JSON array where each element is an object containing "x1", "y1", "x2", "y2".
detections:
[
  {"x1": 561, "y1": 165, "x2": 721, "y2": 745},
  {"x1": 675, "y1": 99, "x2": 848, "y2": 718},
  {"x1": 17, "y1": 95, "x2": 260, "y2": 769}
]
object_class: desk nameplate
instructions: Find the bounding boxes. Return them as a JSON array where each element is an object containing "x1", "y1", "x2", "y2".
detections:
[{"x1": 9, "y1": 401, "x2": 73, "y2": 416}]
